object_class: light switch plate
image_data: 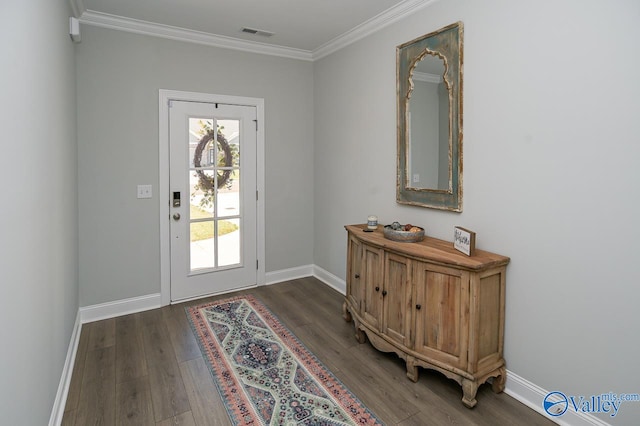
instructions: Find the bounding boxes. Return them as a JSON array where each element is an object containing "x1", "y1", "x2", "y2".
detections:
[{"x1": 137, "y1": 184, "x2": 152, "y2": 199}]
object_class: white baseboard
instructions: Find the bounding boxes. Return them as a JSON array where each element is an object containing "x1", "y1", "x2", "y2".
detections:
[
  {"x1": 505, "y1": 370, "x2": 611, "y2": 426},
  {"x1": 65, "y1": 267, "x2": 609, "y2": 426},
  {"x1": 312, "y1": 264, "x2": 346, "y2": 295},
  {"x1": 265, "y1": 264, "x2": 314, "y2": 285},
  {"x1": 265, "y1": 264, "x2": 346, "y2": 295},
  {"x1": 49, "y1": 312, "x2": 82, "y2": 426},
  {"x1": 79, "y1": 293, "x2": 162, "y2": 323}
]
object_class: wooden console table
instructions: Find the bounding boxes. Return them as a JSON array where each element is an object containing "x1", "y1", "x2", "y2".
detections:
[{"x1": 343, "y1": 224, "x2": 510, "y2": 407}]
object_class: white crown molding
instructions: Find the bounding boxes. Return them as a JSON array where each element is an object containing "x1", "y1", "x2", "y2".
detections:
[
  {"x1": 77, "y1": 0, "x2": 437, "y2": 62},
  {"x1": 312, "y1": 0, "x2": 439, "y2": 60},
  {"x1": 79, "y1": 10, "x2": 314, "y2": 61},
  {"x1": 69, "y1": 0, "x2": 86, "y2": 18}
]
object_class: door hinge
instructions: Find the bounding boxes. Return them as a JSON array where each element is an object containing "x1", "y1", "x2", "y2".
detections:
[
  {"x1": 253, "y1": 119, "x2": 258, "y2": 131},
  {"x1": 256, "y1": 190, "x2": 259, "y2": 201},
  {"x1": 256, "y1": 260, "x2": 259, "y2": 270}
]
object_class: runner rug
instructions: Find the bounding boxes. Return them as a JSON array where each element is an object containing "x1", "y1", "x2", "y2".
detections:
[{"x1": 186, "y1": 294, "x2": 382, "y2": 425}]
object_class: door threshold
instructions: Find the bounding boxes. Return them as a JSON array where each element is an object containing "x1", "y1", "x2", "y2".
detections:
[{"x1": 170, "y1": 283, "x2": 258, "y2": 305}]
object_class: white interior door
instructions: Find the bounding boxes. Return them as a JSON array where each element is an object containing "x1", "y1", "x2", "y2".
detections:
[{"x1": 169, "y1": 100, "x2": 257, "y2": 301}]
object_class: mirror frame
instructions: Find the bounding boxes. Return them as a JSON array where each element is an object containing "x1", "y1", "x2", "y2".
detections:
[{"x1": 396, "y1": 22, "x2": 463, "y2": 212}]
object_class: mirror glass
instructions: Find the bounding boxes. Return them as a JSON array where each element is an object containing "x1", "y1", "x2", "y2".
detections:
[
  {"x1": 408, "y1": 54, "x2": 448, "y2": 190},
  {"x1": 397, "y1": 22, "x2": 463, "y2": 211}
]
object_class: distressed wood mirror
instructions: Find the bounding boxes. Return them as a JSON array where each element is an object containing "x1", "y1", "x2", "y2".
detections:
[{"x1": 397, "y1": 22, "x2": 463, "y2": 211}]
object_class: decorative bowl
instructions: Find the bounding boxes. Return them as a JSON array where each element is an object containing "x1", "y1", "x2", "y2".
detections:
[{"x1": 383, "y1": 225, "x2": 425, "y2": 243}]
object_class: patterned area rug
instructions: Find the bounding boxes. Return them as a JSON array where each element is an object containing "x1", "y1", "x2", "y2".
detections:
[{"x1": 186, "y1": 295, "x2": 382, "y2": 425}]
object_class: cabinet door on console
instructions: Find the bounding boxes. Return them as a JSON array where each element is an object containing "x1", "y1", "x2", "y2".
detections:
[
  {"x1": 361, "y1": 244, "x2": 384, "y2": 330},
  {"x1": 346, "y1": 235, "x2": 363, "y2": 314},
  {"x1": 413, "y1": 262, "x2": 469, "y2": 369},
  {"x1": 383, "y1": 253, "x2": 413, "y2": 347}
]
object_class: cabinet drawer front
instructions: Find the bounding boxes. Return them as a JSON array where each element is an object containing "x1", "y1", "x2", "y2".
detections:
[{"x1": 413, "y1": 263, "x2": 469, "y2": 368}]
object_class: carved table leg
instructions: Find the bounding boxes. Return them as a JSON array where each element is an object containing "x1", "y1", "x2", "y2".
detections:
[
  {"x1": 406, "y1": 356, "x2": 419, "y2": 382},
  {"x1": 342, "y1": 301, "x2": 352, "y2": 322},
  {"x1": 352, "y1": 318, "x2": 366, "y2": 344},
  {"x1": 492, "y1": 367, "x2": 507, "y2": 393},
  {"x1": 461, "y1": 379, "x2": 479, "y2": 408}
]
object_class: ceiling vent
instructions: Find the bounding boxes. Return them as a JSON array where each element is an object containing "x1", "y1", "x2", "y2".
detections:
[{"x1": 241, "y1": 27, "x2": 275, "y2": 37}]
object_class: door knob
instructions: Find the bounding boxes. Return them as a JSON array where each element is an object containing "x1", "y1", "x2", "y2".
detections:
[{"x1": 173, "y1": 213, "x2": 181, "y2": 221}]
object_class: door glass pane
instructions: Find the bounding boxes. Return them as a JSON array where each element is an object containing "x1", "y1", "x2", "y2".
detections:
[
  {"x1": 217, "y1": 169, "x2": 240, "y2": 217},
  {"x1": 218, "y1": 218, "x2": 240, "y2": 267},
  {"x1": 190, "y1": 170, "x2": 216, "y2": 215},
  {"x1": 190, "y1": 221, "x2": 215, "y2": 271},
  {"x1": 218, "y1": 119, "x2": 240, "y2": 167},
  {"x1": 188, "y1": 115, "x2": 242, "y2": 273},
  {"x1": 189, "y1": 118, "x2": 217, "y2": 168}
]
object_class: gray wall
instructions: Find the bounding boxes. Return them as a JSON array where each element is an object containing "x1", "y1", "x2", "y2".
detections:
[
  {"x1": 0, "y1": 0, "x2": 79, "y2": 424},
  {"x1": 76, "y1": 26, "x2": 314, "y2": 306},
  {"x1": 314, "y1": 0, "x2": 640, "y2": 423}
]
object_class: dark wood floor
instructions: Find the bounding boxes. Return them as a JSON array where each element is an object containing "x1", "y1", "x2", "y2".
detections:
[{"x1": 62, "y1": 277, "x2": 554, "y2": 425}]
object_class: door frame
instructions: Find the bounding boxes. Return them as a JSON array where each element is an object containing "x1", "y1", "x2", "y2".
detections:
[{"x1": 159, "y1": 89, "x2": 266, "y2": 306}]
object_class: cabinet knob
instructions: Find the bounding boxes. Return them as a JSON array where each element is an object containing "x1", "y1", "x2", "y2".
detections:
[
  {"x1": 416, "y1": 304, "x2": 421, "y2": 310},
  {"x1": 382, "y1": 290, "x2": 387, "y2": 296},
  {"x1": 375, "y1": 286, "x2": 380, "y2": 292},
  {"x1": 354, "y1": 274, "x2": 360, "y2": 279}
]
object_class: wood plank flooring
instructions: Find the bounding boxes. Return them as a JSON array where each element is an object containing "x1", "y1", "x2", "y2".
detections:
[{"x1": 62, "y1": 277, "x2": 554, "y2": 425}]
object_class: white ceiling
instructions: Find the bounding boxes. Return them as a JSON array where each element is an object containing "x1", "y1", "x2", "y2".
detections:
[{"x1": 73, "y1": 0, "x2": 434, "y2": 60}]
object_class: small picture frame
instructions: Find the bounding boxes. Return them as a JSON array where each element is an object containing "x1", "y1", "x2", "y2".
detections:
[{"x1": 453, "y1": 226, "x2": 476, "y2": 256}]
